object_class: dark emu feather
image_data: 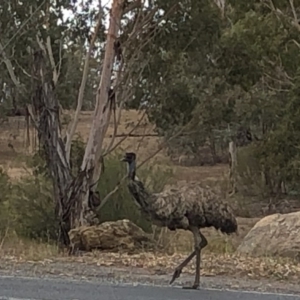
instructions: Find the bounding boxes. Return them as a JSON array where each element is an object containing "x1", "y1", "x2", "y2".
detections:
[{"x1": 121, "y1": 152, "x2": 238, "y2": 289}]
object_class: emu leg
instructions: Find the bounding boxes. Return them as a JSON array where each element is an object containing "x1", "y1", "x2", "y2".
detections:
[
  {"x1": 169, "y1": 251, "x2": 196, "y2": 285},
  {"x1": 182, "y1": 229, "x2": 208, "y2": 290}
]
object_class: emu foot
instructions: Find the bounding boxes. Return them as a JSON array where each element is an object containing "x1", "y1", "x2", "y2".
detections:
[
  {"x1": 169, "y1": 268, "x2": 182, "y2": 285},
  {"x1": 182, "y1": 283, "x2": 199, "y2": 290}
]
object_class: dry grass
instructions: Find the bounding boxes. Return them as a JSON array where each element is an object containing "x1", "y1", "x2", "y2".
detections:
[
  {"x1": 0, "y1": 236, "x2": 60, "y2": 261},
  {"x1": 83, "y1": 251, "x2": 300, "y2": 281},
  {"x1": 1, "y1": 241, "x2": 300, "y2": 282}
]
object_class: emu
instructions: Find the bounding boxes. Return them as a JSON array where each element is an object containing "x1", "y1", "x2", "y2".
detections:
[{"x1": 121, "y1": 152, "x2": 238, "y2": 289}]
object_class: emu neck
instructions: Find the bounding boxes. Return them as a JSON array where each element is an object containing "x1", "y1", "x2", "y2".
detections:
[
  {"x1": 127, "y1": 161, "x2": 136, "y2": 180},
  {"x1": 126, "y1": 163, "x2": 152, "y2": 210}
]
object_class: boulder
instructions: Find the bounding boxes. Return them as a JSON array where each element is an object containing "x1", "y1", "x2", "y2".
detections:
[
  {"x1": 69, "y1": 219, "x2": 154, "y2": 253},
  {"x1": 237, "y1": 211, "x2": 300, "y2": 259}
]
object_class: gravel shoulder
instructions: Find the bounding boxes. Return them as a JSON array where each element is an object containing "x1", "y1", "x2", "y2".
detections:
[{"x1": 1, "y1": 258, "x2": 300, "y2": 296}]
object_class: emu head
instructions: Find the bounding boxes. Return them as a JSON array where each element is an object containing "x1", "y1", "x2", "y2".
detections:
[{"x1": 120, "y1": 152, "x2": 136, "y2": 180}]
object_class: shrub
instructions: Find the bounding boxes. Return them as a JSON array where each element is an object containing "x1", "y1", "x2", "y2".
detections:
[
  {"x1": 235, "y1": 144, "x2": 266, "y2": 197},
  {"x1": 8, "y1": 174, "x2": 58, "y2": 241},
  {"x1": 0, "y1": 168, "x2": 12, "y2": 236}
]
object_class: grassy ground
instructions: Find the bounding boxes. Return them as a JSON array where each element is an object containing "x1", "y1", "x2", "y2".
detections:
[{"x1": 0, "y1": 110, "x2": 298, "y2": 283}]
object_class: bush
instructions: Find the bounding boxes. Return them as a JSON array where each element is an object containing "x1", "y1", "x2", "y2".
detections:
[
  {"x1": 8, "y1": 174, "x2": 58, "y2": 241},
  {"x1": 235, "y1": 144, "x2": 266, "y2": 197},
  {"x1": 0, "y1": 168, "x2": 13, "y2": 236}
]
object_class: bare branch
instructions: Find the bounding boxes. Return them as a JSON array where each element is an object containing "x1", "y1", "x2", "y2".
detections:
[
  {"x1": 0, "y1": 41, "x2": 23, "y2": 89},
  {"x1": 36, "y1": 34, "x2": 47, "y2": 55},
  {"x1": 123, "y1": 0, "x2": 142, "y2": 14},
  {"x1": 103, "y1": 109, "x2": 147, "y2": 156},
  {"x1": 46, "y1": 36, "x2": 59, "y2": 85},
  {"x1": 288, "y1": 0, "x2": 300, "y2": 31},
  {"x1": 109, "y1": 132, "x2": 159, "y2": 137},
  {"x1": 65, "y1": 8, "x2": 103, "y2": 162}
]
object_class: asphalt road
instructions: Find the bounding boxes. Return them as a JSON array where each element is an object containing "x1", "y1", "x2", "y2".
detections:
[{"x1": 0, "y1": 276, "x2": 299, "y2": 300}]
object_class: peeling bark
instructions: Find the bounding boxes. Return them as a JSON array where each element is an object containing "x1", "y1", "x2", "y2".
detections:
[
  {"x1": 71, "y1": 0, "x2": 127, "y2": 229},
  {"x1": 32, "y1": 48, "x2": 102, "y2": 247},
  {"x1": 32, "y1": 50, "x2": 72, "y2": 246}
]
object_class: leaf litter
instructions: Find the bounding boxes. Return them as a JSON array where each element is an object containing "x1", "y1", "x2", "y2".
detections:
[{"x1": 1, "y1": 251, "x2": 300, "y2": 282}]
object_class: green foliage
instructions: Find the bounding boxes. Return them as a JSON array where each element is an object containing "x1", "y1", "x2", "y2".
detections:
[
  {"x1": 124, "y1": 0, "x2": 300, "y2": 200},
  {"x1": 0, "y1": 168, "x2": 12, "y2": 235},
  {"x1": 0, "y1": 0, "x2": 106, "y2": 113},
  {"x1": 0, "y1": 167, "x2": 58, "y2": 241},
  {"x1": 8, "y1": 175, "x2": 58, "y2": 241}
]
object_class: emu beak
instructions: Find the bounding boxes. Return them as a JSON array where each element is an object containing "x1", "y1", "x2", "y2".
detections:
[{"x1": 120, "y1": 157, "x2": 126, "y2": 162}]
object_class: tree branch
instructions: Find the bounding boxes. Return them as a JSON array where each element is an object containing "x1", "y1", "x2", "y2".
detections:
[
  {"x1": 46, "y1": 36, "x2": 59, "y2": 85},
  {"x1": 65, "y1": 8, "x2": 103, "y2": 162},
  {"x1": 103, "y1": 109, "x2": 148, "y2": 156},
  {"x1": 0, "y1": 41, "x2": 23, "y2": 90},
  {"x1": 288, "y1": 0, "x2": 300, "y2": 31}
]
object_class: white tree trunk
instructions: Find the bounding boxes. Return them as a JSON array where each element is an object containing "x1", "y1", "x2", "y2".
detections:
[{"x1": 71, "y1": 0, "x2": 127, "y2": 228}]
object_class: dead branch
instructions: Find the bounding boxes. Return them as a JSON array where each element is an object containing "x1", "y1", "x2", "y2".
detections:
[
  {"x1": 109, "y1": 132, "x2": 158, "y2": 137},
  {"x1": 103, "y1": 109, "x2": 147, "y2": 156}
]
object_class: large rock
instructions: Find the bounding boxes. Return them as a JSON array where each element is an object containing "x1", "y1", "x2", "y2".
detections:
[
  {"x1": 69, "y1": 219, "x2": 154, "y2": 253},
  {"x1": 237, "y1": 212, "x2": 300, "y2": 259}
]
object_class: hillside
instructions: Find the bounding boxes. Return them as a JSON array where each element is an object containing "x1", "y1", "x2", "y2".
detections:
[{"x1": 0, "y1": 109, "x2": 228, "y2": 182}]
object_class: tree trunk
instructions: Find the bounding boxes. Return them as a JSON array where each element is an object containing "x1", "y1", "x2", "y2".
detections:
[
  {"x1": 70, "y1": 0, "x2": 126, "y2": 230},
  {"x1": 209, "y1": 132, "x2": 218, "y2": 165},
  {"x1": 32, "y1": 50, "x2": 73, "y2": 246}
]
